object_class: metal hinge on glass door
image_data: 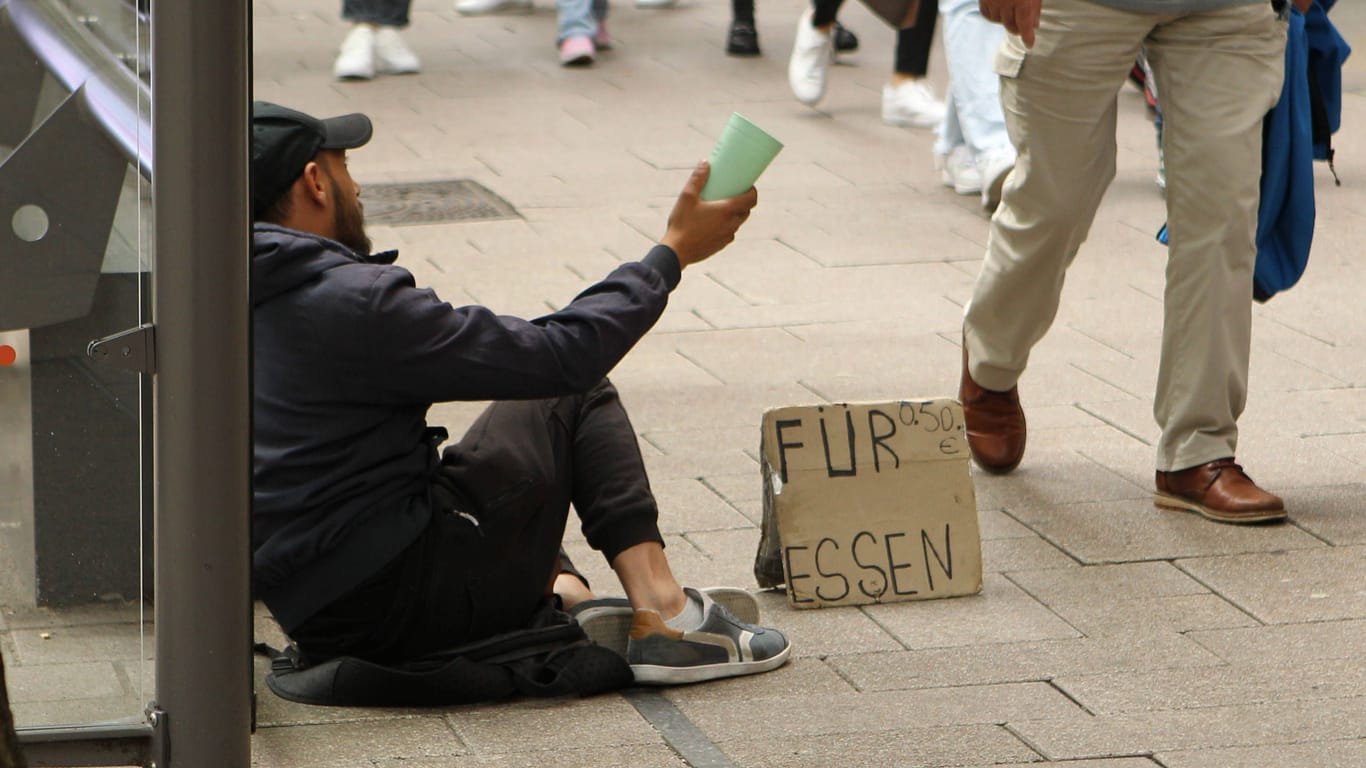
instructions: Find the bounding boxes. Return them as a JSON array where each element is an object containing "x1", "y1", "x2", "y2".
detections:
[{"x1": 88, "y1": 323, "x2": 156, "y2": 374}]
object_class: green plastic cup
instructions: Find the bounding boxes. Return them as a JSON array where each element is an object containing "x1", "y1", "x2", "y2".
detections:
[{"x1": 699, "y1": 112, "x2": 784, "y2": 201}]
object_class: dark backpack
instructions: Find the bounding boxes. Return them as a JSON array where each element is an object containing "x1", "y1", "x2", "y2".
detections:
[{"x1": 254, "y1": 598, "x2": 632, "y2": 707}]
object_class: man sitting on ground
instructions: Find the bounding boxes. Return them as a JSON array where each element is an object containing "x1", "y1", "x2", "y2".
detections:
[{"x1": 250, "y1": 101, "x2": 790, "y2": 685}]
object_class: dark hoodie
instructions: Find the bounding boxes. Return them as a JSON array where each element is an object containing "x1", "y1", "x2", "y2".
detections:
[{"x1": 251, "y1": 223, "x2": 680, "y2": 631}]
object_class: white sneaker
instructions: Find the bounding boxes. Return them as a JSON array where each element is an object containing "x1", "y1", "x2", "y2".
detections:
[
  {"x1": 334, "y1": 25, "x2": 376, "y2": 81},
  {"x1": 374, "y1": 27, "x2": 420, "y2": 74},
  {"x1": 936, "y1": 145, "x2": 982, "y2": 195},
  {"x1": 788, "y1": 9, "x2": 833, "y2": 107},
  {"x1": 454, "y1": 0, "x2": 532, "y2": 15},
  {"x1": 977, "y1": 146, "x2": 1015, "y2": 212},
  {"x1": 636, "y1": 0, "x2": 677, "y2": 7},
  {"x1": 881, "y1": 80, "x2": 946, "y2": 129}
]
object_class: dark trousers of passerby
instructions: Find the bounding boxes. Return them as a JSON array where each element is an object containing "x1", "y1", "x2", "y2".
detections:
[
  {"x1": 342, "y1": 0, "x2": 412, "y2": 27},
  {"x1": 811, "y1": 0, "x2": 938, "y2": 76},
  {"x1": 289, "y1": 379, "x2": 664, "y2": 664}
]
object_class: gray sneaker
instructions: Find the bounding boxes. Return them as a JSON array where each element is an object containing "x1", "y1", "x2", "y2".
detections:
[
  {"x1": 626, "y1": 587, "x2": 791, "y2": 685},
  {"x1": 574, "y1": 586, "x2": 759, "y2": 658}
]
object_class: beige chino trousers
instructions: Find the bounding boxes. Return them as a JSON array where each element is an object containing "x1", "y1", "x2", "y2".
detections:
[{"x1": 963, "y1": 0, "x2": 1285, "y2": 472}]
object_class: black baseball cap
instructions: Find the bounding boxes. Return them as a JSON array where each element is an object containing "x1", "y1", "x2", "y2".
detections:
[{"x1": 251, "y1": 101, "x2": 373, "y2": 219}]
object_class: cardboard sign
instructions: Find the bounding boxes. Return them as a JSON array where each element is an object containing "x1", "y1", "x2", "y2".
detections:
[{"x1": 755, "y1": 399, "x2": 982, "y2": 609}]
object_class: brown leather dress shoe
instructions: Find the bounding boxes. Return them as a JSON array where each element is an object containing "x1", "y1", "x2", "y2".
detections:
[
  {"x1": 1154, "y1": 458, "x2": 1287, "y2": 524},
  {"x1": 959, "y1": 345, "x2": 1026, "y2": 474}
]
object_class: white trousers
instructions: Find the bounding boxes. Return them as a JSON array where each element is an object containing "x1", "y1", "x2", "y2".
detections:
[{"x1": 935, "y1": 0, "x2": 1011, "y2": 159}]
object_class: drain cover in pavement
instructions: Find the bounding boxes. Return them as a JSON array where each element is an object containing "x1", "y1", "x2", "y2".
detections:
[{"x1": 362, "y1": 180, "x2": 518, "y2": 226}]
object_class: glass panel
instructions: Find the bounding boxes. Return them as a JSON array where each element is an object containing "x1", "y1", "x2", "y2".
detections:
[{"x1": 0, "y1": 0, "x2": 152, "y2": 728}]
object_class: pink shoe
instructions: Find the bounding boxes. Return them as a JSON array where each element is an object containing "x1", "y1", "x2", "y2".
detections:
[
  {"x1": 559, "y1": 35, "x2": 595, "y2": 66},
  {"x1": 593, "y1": 21, "x2": 612, "y2": 50}
]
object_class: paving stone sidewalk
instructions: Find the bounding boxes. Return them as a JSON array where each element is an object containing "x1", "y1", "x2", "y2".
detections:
[{"x1": 243, "y1": 1, "x2": 1363, "y2": 765}]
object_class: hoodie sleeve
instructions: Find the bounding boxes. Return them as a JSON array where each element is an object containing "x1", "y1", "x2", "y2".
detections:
[{"x1": 360, "y1": 246, "x2": 680, "y2": 403}]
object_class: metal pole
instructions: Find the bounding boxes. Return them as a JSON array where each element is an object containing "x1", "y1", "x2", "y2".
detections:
[{"x1": 151, "y1": 0, "x2": 252, "y2": 765}]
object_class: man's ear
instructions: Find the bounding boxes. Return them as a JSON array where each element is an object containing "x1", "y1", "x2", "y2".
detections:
[{"x1": 298, "y1": 160, "x2": 330, "y2": 208}]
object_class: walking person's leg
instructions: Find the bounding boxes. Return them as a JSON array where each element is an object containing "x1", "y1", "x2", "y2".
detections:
[
  {"x1": 789, "y1": 0, "x2": 845, "y2": 105},
  {"x1": 961, "y1": 0, "x2": 1149, "y2": 473},
  {"x1": 1146, "y1": 4, "x2": 1288, "y2": 523},
  {"x1": 882, "y1": 2, "x2": 946, "y2": 129},
  {"x1": 938, "y1": 0, "x2": 1012, "y2": 208},
  {"x1": 336, "y1": 0, "x2": 418, "y2": 80},
  {"x1": 558, "y1": 0, "x2": 598, "y2": 65}
]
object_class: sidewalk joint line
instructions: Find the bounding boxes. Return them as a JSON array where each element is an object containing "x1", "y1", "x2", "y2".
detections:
[
  {"x1": 624, "y1": 689, "x2": 738, "y2": 768},
  {"x1": 1075, "y1": 405, "x2": 1154, "y2": 446},
  {"x1": 701, "y1": 272, "x2": 759, "y2": 306},
  {"x1": 1044, "y1": 678, "x2": 1098, "y2": 717},
  {"x1": 1066, "y1": 325, "x2": 1137, "y2": 360},
  {"x1": 1068, "y1": 362, "x2": 1144, "y2": 400},
  {"x1": 674, "y1": 349, "x2": 727, "y2": 385},
  {"x1": 1169, "y1": 560, "x2": 1269, "y2": 627},
  {"x1": 795, "y1": 379, "x2": 830, "y2": 403},
  {"x1": 773, "y1": 236, "x2": 829, "y2": 268}
]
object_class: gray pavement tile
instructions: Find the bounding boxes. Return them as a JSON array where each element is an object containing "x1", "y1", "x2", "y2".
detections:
[
  {"x1": 719, "y1": 724, "x2": 1038, "y2": 768},
  {"x1": 1055, "y1": 657, "x2": 1366, "y2": 716},
  {"x1": 614, "y1": 334, "x2": 732, "y2": 388},
  {"x1": 446, "y1": 695, "x2": 660, "y2": 752},
  {"x1": 635, "y1": 476, "x2": 754, "y2": 534},
  {"x1": 368, "y1": 745, "x2": 689, "y2": 767},
  {"x1": 676, "y1": 529, "x2": 769, "y2": 588},
  {"x1": 1157, "y1": 738, "x2": 1366, "y2": 768},
  {"x1": 982, "y1": 536, "x2": 1079, "y2": 573},
  {"x1": 662, "y1": 657, "x2": 854, "y2": 707},
  {"x1": 979, "y1": 509, "x2": 1039, "y2": 540},
  {"x1": 697, "y1": 294, "x2": 967, "y2": 336},
  {"x1": 13, "y1": 699, "x2": 145, "y2": 731},
  {"x1": 1007, "y1": 499, "x2": 1326, "y2": 565},
  {"x1": 862, "y1": 574, "x2": 1079, "y2": 650},
  {"x1": 251, "y1": 717, "x2": 467, "y2": 767},
  {"x1": 1176, "y1": 546, "x2": 1366, "y2": 625},
  {"x1": 637, "y1": 427, "x2": 761, "y2": 481},
  {"x1": 1281, "y1": 484, "x2": 1366, "y2": 546},
  {"x1": 7, "y1": 623, "x2": 146, "y2": 666},
  {"x1": 1313, "y1": 432, "x2": 1366, "y2": 468},
  {"x1": 1072, "y1": 399, "x2": 1161, "y2": 457},
  {"x1": 1007, "y1": 561, "x2": 1206, "y2": 602},
  {"x1": 972, "y1": 441, "x2": 1151, "y2": 512},
  {"x1": 1024, "y1": 403, "x2": 1116, "y2": 432},
  {"x1": 1040, "y1": 594, "x2": 1257, "y2": 637},
  {"x1": 1010, "y1": 697, "x2": 1366, "y2": 761},
  {"x1": 1187, "y1": 618, "x2": 1366, "y2": 665},
  {"x1": 1021, "y1": 362, "x2": 1139, "y2": 410},
  {"x1": 969, "y1": 762, "x2": 1157, "y2": 768},
  {"x1": 609, "y1": 378, "x2": 823, "y2": 431},
  {"x1": 1226, "y1": 435, "x2": 1366, "y2": 493},
  {"x1": 831, "y1": 632, "x2": 1223, "y2": 693},
  {"x1": 652, "y1": 326, "x2": 810, "y2": 382},
  {"x1": 699, "y1": 472, "x2": 763, "y2": 506},
  {"x1": 778, "y1": 217, "x2": 991, "y2": 269},
  {"x1": 0, "y1": 601, "x2": 144, "y2": 630},
  {"x1": 6, "y1": 661, "x2": 123, "y2": 703},
  {"x1": 773, "y1": 331, "x2": 964, "y2": 403},
  {"x1": 678, "y1": 682, "x2": 1082, "y2": 741}
]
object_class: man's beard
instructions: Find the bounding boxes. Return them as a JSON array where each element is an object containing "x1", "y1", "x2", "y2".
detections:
[{"x1": 330, "y1": 178, "x2": 372, "y2": 255}]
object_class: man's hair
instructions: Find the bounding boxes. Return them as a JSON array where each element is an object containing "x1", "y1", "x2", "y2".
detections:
[
  {"x1": 252, "y1": 102, "x2": 372, "y2": 220},
  {"x1": 257, "y1": 187, "x2": 295, "y2": 225}
]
